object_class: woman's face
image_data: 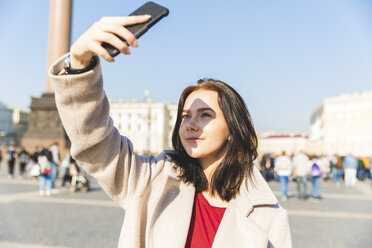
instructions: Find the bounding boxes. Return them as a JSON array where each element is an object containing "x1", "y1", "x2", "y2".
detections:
[{"x1": 179, "y1": 90, "x2": 230, "y2": 165}]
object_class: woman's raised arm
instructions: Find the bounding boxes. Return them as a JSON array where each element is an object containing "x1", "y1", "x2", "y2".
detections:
[
  {"x1": 49, "y1": 15, "x2": 164, "y2": 209},
  {"x1": 69, "y1": 15, "x2": 150, "y2": 69}
]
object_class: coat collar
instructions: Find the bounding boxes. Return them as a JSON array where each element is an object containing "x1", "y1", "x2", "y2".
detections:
[{"x1": 164, "y1": 154, "x2": 278, "y2": 216}]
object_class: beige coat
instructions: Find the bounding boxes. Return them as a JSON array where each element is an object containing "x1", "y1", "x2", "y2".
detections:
[{"x1": 50, "y1": 54, "x2": 292, "y2": 248}]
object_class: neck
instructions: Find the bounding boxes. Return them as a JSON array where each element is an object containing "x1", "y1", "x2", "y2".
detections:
[
  {"x1": 199, "y1": 152, "x2": 225, "y2": 184},
  {"x1": 199, "y1": 154, "x2": 229, "y2": 206}
]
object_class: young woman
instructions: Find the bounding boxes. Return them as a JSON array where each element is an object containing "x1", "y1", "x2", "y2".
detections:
[{"x1": 49, "y1": 15, "x2": 291, "y2": 248}]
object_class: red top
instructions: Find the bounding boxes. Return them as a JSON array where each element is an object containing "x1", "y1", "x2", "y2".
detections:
[{"x1": 185, "y1": 192, "x2": 227, "y2": 248}]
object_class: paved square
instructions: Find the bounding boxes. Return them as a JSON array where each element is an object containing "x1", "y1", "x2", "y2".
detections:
[{"x1": 1, "y1": 163, "x2": 371, "y2": 248}]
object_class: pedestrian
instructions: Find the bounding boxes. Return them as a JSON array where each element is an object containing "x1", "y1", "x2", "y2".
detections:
[
  {"x1": 49, "y1": 142, "x2": 60, "y2": 191},
  {"x1": 69, "y1": 157, "x2": 90, "y2": 193},
  {"x1": 362, "y1": 157, "x2": 370, "y2": 179},
  {"x1": 49, "y1": 15, "x2": 291, "y2": 248},
  {"x1": 38, "y1": 147, "x2": 53, "y2": 196},
  {"x1": 309, "y1": 156, "x2": 322, "y2": 201},
  {"x1": 274, "y1": 151, "x2": 293, "y2": 202},
  {"x1": 33, "y1": 146, "x2": 42, "y2": 159},
  {"x1": 61, "y1": 153, "x2": 72, "y2": 187},
  {"x1": 259, "y1": 154, "x2": 270, "y2": 180},
  {"x1": 267, "y1": 154, "x2": 276, "y2": 181},
  {"x1": 369, "y1": 156, "x2": 372, "y2": 182},
  {"x1": 319, "y1": 155, "x2": 331, "y2": 180},
  {"x1": 343, "y1": 154, "x2": 358, "y2": 187},
  {"x1": 356, "y1": 157, "x2": 365, "y2": 181},
  {"x1": 28, "y1": 147, "x2": 41, "y2": 179},
  {"x1": 18, "y1": 147, "x2": 29, "y2": 178},
  {"x1": 333, "y1": 156, "x2": 344, "y2": 187},
  {"x1": 6, "y1": 143, "x2": 17, "y2": 178},
  {"x1": 292, "y1": 151, "x2": 310, "y2": 199}
]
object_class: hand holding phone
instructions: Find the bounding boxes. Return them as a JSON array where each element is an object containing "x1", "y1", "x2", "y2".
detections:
[
  {"x1": 69, "y1": 2, "x2": 168, "y2": 69},
  {"x1": 102, "y1": 1, "x2": 169, "y2": 57}
]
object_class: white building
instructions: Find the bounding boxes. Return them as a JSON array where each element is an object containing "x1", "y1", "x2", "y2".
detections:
[
  {"x1": 258, "y1": 131, "x2": 308, "y2": 156},
  {"x1": 109, "y1": 99, "x2": 178, "y2": 155},
  {"x1": 308, "y1": 91, "x2": 372, "y2": 156},
  {"x1": 0, "y1": 101, "x2": 14, "y2": 146},
  {"x1": 167, "y1": 104, "x2": 178, "y2": 149}
]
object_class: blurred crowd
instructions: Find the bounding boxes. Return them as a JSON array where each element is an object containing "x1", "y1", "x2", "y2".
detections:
[
  {"x1": 258, "y1": 151, "x2": 372, "y2": 202},
  {"x1": 0, "y1": 143, "x2": 89, "y2": 196},
  {"x1": 2, "y1": 142, "x2": 370, "y2": 202}
]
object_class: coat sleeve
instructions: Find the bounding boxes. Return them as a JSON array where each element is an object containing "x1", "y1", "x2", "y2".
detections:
[
  {"x1": 267, "y1": 208, "x2": 292, "y2": 248},
  {"x1": 49, "y1": 54, "x2": 164, "y2": 209}
]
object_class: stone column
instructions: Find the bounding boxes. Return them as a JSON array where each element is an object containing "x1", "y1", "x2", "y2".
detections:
[
  {"x1": 22, "y1": 0, "x2": 72, "y2": 157},
  {"x1": 46, "y1": 0, "x2": 72, "y2": 92}
]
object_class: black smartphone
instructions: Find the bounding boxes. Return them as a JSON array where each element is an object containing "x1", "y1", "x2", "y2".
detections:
[{"x1": 102, "y1": 1, "x2": 169, "y2": 57}]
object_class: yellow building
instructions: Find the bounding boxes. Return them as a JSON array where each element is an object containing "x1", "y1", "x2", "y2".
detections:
[{"x1": 12, "y1": 108, "x2": 29, "y2": 146}]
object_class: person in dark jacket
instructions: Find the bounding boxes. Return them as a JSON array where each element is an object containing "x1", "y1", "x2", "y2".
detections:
[
  {"x1": 6, "y1": 143, "x2": 17, "y2": 178},
  {"x1": 18, "y1": 147, "x2": 29, "y2": 177}
]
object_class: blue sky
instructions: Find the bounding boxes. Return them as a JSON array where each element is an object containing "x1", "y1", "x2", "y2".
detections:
[{"x1": 1, "y1": 0, "x2": 371, "y2": 132}]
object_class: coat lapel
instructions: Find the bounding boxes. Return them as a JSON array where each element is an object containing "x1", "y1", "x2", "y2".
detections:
[
  {"x1": 149, "y1": 164, "x2": 195, "y2": 248},
  {"x1": 213, "y1": 167, "x2": 278, "y2": 248}
]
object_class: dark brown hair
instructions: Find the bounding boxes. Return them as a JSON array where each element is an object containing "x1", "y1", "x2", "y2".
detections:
[{"x1": 168, "y1": 78, "x2": 258, "y2": 201}]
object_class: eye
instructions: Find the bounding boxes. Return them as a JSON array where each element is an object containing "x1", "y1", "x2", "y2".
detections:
[
  {"x1": 201, "y1": 112, "x2": 212, "y2": 118},
  {"x1": 181, "y1": 114, "x2": 190, "y2": 119}
]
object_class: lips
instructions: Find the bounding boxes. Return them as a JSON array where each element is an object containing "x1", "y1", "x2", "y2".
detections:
[{"x1": 186, "y1": 137, "x2": 202, "y2": 142}]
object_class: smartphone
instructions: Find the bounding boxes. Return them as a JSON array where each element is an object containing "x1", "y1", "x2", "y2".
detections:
[{"x1": 102, "y1": 1, "x2": 169, "y2": 57}]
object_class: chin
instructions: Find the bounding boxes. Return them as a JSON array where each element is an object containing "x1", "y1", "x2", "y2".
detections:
[
  {"x1": 183, "y1": 148, "x2": 196, "y2": 157},
  {"x1": 188, "y1": 154, "x2": 200, "y2": 159},
  {"x1": 186, "y1": 150, "x2": 204, "y2": 159}
]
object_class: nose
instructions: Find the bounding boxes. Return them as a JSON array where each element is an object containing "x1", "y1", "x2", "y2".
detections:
[{"x1": 186, "y1": 117, "x2": 199, "y2": 132}]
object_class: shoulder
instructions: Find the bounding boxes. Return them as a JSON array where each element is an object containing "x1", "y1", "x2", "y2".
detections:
[
  {"x1": 270, "y1": 204, "x2": 288, "y2": 222},
  {"x1": 267, "y1": 205, "x2": 291, "y2": 247},
  {"x1": 148, "y1": 150, "x2": 181, "y2": 179},
  {"x1": 147, "y1": 150, "x2": 176, "y2": 166},
  {"x1": 247, "y1": 197, "x2": 291, "y2": 247}
]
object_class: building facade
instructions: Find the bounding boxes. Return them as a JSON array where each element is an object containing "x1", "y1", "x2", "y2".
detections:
[
  {"x1": 0, "y1": 102, "x2": 14, "y2": 146},
  {"x1": 12, "y1": 108, "x2": 29, "y2": 146},
  {"x1": 109, "y1": 99, "x2": 178, "y2": 155},
  {"x1": 0, "y1": 103, "x2": 30, "y2": 147},
  {"x1": 258, "y1": 131, "x2": 308, "y2": 156},
  {"x1": 308, "y1": 91, "x2": 372, "y2": 156}
]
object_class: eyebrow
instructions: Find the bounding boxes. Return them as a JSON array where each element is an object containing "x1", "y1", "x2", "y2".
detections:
[{"x1": 182, "y1": 107, "x2": 215, "y2": 113}]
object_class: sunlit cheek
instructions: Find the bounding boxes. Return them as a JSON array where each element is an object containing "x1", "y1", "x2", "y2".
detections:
[{"x1": 178, "y1": 126, "x2": 185, "y2": 140}]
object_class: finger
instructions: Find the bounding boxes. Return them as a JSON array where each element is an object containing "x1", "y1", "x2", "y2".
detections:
[
  {"x1": 88, "y1": 42, "x2": 115, "y2": 62},
  {"x1": 100, "y1": 23, "x2": 138, "y2": 48},
  {"x1": 95, "y1": 32, "x2": 131, "y2": 55},
  {"x1": 100, "y1": 15, "x2": 151, "y2": 27}
]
